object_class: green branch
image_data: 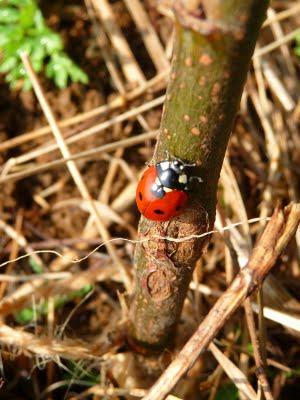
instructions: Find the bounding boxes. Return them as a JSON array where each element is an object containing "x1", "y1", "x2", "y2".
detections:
[{"x1": 129, "y1": 0, "x2": 269, "y2": 350}]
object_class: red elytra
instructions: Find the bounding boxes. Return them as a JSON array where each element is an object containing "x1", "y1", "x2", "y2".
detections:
[{"x1": 136, "y1": 166, "x2": 188, "y2": 222}]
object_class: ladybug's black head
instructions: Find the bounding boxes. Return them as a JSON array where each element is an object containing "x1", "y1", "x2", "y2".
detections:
[
  {"x1": 156, "y1": 160, "x2": 188, "y2": 191},
  {"x1": 172, "y1": 159, "x2": 185, "y2": 174}
]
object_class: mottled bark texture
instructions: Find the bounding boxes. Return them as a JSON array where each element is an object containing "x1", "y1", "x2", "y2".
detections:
[{"x1": 129, "y1": 0, "x2": 269, "y2": 349}]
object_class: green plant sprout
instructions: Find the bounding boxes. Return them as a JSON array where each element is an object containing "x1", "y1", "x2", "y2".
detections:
[
  {"x1": 0, "y1": 0, "x2": 88, "y2": 90},
  {"x1": 14, "y1": 284, "x2": 94, "y2": 324},
  {"x1": 295, "y1": 32, "x2": 300, "y2": 57},
  {"x1": 216, "y1": 384, "x2": 238, "y2": 400}
]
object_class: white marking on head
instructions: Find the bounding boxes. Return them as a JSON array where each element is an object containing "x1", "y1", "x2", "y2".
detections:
[
  {"x1": 179, "y1": 174, "x2": 187, "y2": 184},
  {"x1": 160, "y1": 161, "x2": 170, "y2": 170},
  {"x1": 164, "y1": 187, "x2": 172, "y2": 193}
]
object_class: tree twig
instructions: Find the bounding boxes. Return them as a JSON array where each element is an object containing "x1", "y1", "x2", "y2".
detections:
[
  {"x1": 142, "y1": 203, "x2": 300, "y2": 400},
  {"x1": 129, "y1": 0, "x2": 270, "y2": 349}
]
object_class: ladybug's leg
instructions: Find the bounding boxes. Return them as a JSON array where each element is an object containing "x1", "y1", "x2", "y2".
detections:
[
  {"x1": 190, "y1": 176, "x2": 203, "y2": 183},
  {"x1": 183, "y1": 161, "x2": 197, "y2": 167},
  {"x1": 185, "y1": 176, "x2": 203, "y2": 190}
]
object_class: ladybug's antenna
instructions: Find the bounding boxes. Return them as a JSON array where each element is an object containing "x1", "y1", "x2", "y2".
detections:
[
  {"x1": 172, "y1": 155, "x2": 197, "y2": 168},
  {"x1": 164, "y1": 149, "x2": 171, "y2": 161}
]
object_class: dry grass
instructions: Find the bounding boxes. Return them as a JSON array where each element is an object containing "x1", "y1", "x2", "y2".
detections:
[{"x1": 0, "y1": 1, "x2": 299, "y2": 399}]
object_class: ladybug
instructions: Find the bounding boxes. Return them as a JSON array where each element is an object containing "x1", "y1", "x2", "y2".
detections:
[{"x1": 136, "y1": 158, "x2": 202, "y2": 222}]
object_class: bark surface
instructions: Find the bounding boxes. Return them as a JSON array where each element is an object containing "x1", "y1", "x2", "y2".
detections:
[{"x1": 129, "y1": 0, "x2": 269, "y2": 349}]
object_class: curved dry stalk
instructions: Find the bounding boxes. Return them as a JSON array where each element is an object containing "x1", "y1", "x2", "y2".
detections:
[
  {"x1": 21, "y1": 53, "x2": 132, "y2": 292},
  {"x1": 0, "y1": 130, "x2": 157, "y2": 184},
  {"x1": 0, "y1": 324, "x2": 108, "y2": 361},
  {"x1": 143, "y1": 203, "x2": 300, "y2": 400}
]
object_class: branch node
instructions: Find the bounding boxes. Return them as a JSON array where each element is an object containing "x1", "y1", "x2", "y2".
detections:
[{"x1": 173, "y1": 1, "x2": 244, "y2": 38}]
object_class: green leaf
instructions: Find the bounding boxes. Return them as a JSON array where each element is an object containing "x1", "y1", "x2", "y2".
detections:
[
  {"x1": 53, "y1": 64, "x2": 68, "y2": 88},
  {"x1": 0, "y1": 56, "x2": 18, "y2": 73},
  {"x1": 285, "y1": 366, "x2": 300, "y2": 379},
  {"x1": 68, "y1": 63, "x2": 89, "y2": 84},
  {"x1": 216, "y1": 384, "x2": 238, "y2": 400},
  {"x1": 4, "y1": 39, "x2": 22, "y2": 57},
  {"x1": 33, "y1": 8, "x2": 45, "y2": 31},
  {"x1": 14, "y1": 284, "x2": 94, "y2": 324},
  {"x1": 40, "y1": 31, "x2": 63, "y2": 53},
  {"x1": 0, "y1": 26, "x2": 12, "y2": 46},
  {"x1": 22, "y1": 77, "x2": 32, "y2": 91},
  {"x1": 29, "y1": 256, "x2": 43, "y2": 273},
  {"x1": 31, "y1": 58, "x2": 42, "y2": 72},
  {"x1": 0, "y1": 25, "x2": 23, "y2": 47},
  {"x1": 0, "y1": 0, "x2": 29, "y2": 6},
  {"x1": 45, "y1": 59, "x2": 55, "y2": 78},
  {"x1": 14, "y1": 307, "x2": 34, "y2": 324},
  {"x1": 247, "y1": 342, "x2": 253, "y2": 354},
  {"x1": 0, "y1": 7, "x2": 19, "y2": 24},
  {"x1": 17, "y1": 36, "x2": 38, "y2": 55},
  {"x1": 5, "y1": 64, "x2": 25, "y2": 82},
  {"x1": 19, "y1": 2, "x2": 36, "y2": 29},
  {"x1": 63, "y1": 360, "x2": 100, "y2": 384},
  {"x1": 295, "y1": 33, "x2": 300, "y2": 57},
  {"x1": 70, "y1": 284, "x2": 94, "y2": 299},
  {"x1": 0, "y1": 0, "x2": 88, "y2": 89},
  {"x1": 31, "y1": 39, "x2": 46, "y2": 62}
]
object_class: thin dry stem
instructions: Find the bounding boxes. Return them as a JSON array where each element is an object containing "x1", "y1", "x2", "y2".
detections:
[
  {"x1": 143, "y1": 204, "x2": 300, "y2": 400},
  {"x1": 244, "y1": 298, "x2": 273, "y2": 400},
  {"x1": 0, "y1": 324, "x2": 108, "y2": 361},
  {"x1": 85, "y1": 0, "x2": 126, "y2": 93},
  {"x1": 209, "y1": 342, "x2": 257, "y2": 400},
  {"x1": 253, "y1": 28, "x2": 300, "y2": 59},
  {"x1": 123, "y1": 0, "x2": 169, "y2": 72},
  {"x1": 0, "y1": 212, "x2": 24, "y2": 301},
  {"x1": 20, "y1": 53, "x2": 132, "y2": 292},
  {"x1": 90, "y1": 0, "x2": 145, "y2": 84},
  {"x1": 266, "y1": 8, "x2": 296, "y2": 76},
  {"x1": 0, "y1": 70, "x2": 168, "y2": 153},
  {"x1": 262, "y1": 3, "x2": 300, "y2": 27},
  {"x1": 0, "y1": 218, "x2": 44, "y2": 271},
  {"x1": 6, "y1": 96, "x2": 164, "y2": 167},
  {"x1": 0, "y1": 130, "x2": 157, "y2": 184},
  {"x1": 262, "y1": 61, "x2": 295, "y2": 111}
]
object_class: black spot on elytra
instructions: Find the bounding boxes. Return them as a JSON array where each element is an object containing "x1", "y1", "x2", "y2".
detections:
[
  {"x1": 139, "y1": 192, "x2": 143, "y2": 201},
  {"x1": 176, "y1": 205, "x2": 181, "y2": 211},
  {"x1": 154, "y1": 209, "x2": 164, "y2": 215}
]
